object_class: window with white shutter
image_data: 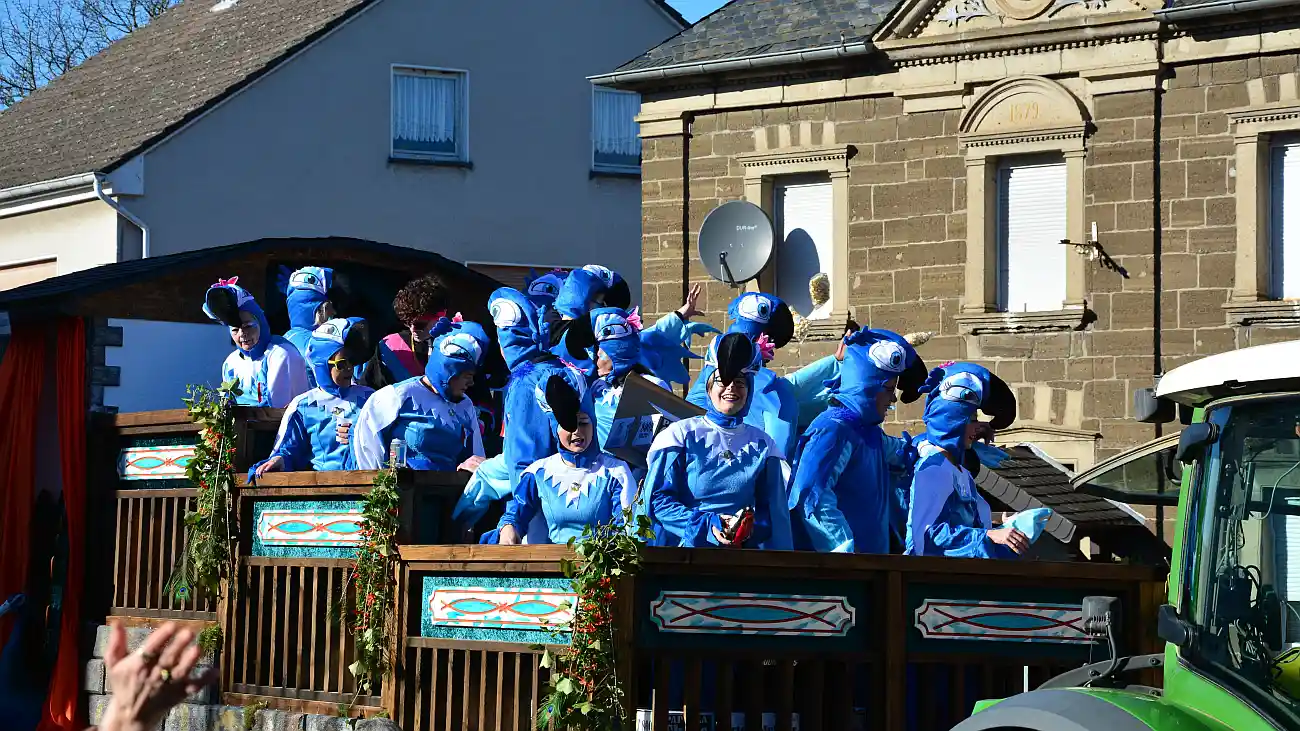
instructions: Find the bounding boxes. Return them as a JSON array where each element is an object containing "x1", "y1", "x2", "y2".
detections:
[
  {"x1": 1271, "y1": 141, "x2": 1300, "y2": 299},
  {"x1": 592, "y1": 86, "x2": 641, "y2": 173},
  {"x1": 391, "y1": 67, "x2": 467, "y2": 162},
  {"x1": 996, "y1": 157, "x2": 1068, "y2": 313},
  {"x1": 774, "y1": 176, "x2": 835, "y2": 318}
]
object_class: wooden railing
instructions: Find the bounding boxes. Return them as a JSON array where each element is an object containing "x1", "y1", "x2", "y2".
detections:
[
  {"x1": 395, "y1": 546, "x2": 1164, "y2": 731},
  {"x1": 102, "y1": 409, "x2": 1166, "y2": 728}
]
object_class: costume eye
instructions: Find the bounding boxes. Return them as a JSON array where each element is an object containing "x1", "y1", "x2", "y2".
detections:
[{"x1": 490, "y1": 299, "x2": 524, "y2": 328}]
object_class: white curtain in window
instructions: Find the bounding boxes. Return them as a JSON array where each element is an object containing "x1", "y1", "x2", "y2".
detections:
[
  {"x1": 775, "y1": 178, "x2": 834, "y2": 318},
  {"x1": 593, "y1": 88, "x2": 641, "y2": 157},
  {"x1": 998, "y1": 160, "x2": 1068, "y2": 313},
  {"x1": 393, "y1": 72, "x2": 459, "y2": 143},
  {"x1": 1271, "y1": 143, "x2": 1300, "y2": 299}
]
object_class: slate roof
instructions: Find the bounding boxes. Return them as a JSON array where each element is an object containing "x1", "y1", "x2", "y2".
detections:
[
  {"x1": 0, "y1": 0, "x2": 384, "y2": 192},
  {"x1": 616, "y1": 0, "x2": 900, "y2": 73}
]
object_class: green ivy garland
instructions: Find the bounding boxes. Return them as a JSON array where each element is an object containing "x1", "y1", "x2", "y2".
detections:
[
  {"x1": 167, "y1": 380, "x2": 241, "y2": 603},
  {"x1": 536, "y1": 508, "x2": 653, "y2": 731},
  {"x1": 341, "y1": 466, "x2": 401, "y2": 695}
]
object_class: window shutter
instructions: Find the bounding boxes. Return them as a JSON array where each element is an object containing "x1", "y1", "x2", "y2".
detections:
[
  {"x1": 774, "y1": 178, "x2": 834, "y2": 318},
  {"x1": 1271, "y1": 143, "x2": 1300, "y2": 299},
  {"x1": 998, "y1": 160, "x2": 1068, "y2": 313}
]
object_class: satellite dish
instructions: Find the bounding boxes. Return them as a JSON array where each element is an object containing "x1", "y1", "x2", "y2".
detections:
[{"x1": 697, "y1": 201, "x2": 774, "y2": 286}]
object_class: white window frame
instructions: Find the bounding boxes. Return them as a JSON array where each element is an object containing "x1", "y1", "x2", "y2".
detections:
[
  {"x1": 390, "y1": 64, "x2": 470, "y2": 164},
  {"x1": 995, "y1": 154, "x2": 1069, "y2": 314},
  {"x1": 591, "y1": 85, "x2": 642, "y2": 174}
]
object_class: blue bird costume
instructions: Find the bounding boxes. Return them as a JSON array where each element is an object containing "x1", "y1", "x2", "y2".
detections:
[
  {"x1": 497, "y1": 372, "x2": 637, "y2": 545},
  {"x1": 203, "y1": 276, "x2": 309, "y2": 408},
  {"x1": 905, "y1": 362, "x2": 1020, "y2": 559},
  {"x1": 549, "y1": 269, "x2": 607, "y2": 370},
  {"x1": 250, "y1": 318, "x2": 375, "y2": 478},
  {"x1": 788, "y1": 329, "x2": 925, "y2": 554},
  {"x1": 279, "y1": 266, "x2": 334, "y2": 388},
  {"x1": 642, "y1": 333, "x2": 793, "y2": 549},
  {"x1": 350, "y1": 318, "x2": 488, "y2": 470}
]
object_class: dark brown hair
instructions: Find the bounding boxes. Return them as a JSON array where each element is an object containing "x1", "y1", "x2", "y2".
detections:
[{"x1": 392, "y1": 274, "x2": 450, "y2": 324}]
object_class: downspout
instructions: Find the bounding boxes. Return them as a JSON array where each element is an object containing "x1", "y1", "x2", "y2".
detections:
[
  {"x1": 1153, "y1": 0, "x2": 1299, "y2": 20},
  {"x1": 93, "y1": 174, "x2": 149, "y2": 259}
]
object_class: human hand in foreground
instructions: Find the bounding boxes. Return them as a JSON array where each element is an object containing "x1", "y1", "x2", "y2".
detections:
[
  {"x1": 676, "y1": 283, "x2": 704, "y2": 321},
  {"x1": 254, "y1": 456, "x2": 284, "y2": 477},
  {"x1": 96, "y1": 622, "x2": 218, "y2": 731},
  {"x1": 458, "y1": 455, "x2": 485, "y2": 473},
  {"x1": 498, "y1": 524, "x2": 521, "y2": 545},
  {"x1": 986, "y1": 526, "x2": 1029, "y2": 554}
]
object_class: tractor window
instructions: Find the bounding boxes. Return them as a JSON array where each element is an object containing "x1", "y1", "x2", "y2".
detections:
[{"x1": 1191, "y1": 397, "x2": 1300, "y2": 724}]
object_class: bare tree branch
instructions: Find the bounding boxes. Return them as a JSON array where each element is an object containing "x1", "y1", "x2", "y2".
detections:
[{"x1": 0, "y1": 0, "x2": 177, "y2": 108}]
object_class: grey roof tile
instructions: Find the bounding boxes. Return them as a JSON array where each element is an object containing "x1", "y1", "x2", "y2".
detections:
[
  {"x1": 615, "y1": 0, "x2": 901, "y2": 73},
  {"x1": 0, "y1": 0, "x2": 376, "y2": 191}
]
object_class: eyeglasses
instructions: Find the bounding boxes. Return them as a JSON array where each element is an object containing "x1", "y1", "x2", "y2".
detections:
[
  {"x1": 330, "y1": 357, "x2": 352, "y2": 369},
  {"x1": 232, "y1": 322, "x2": 259, "y2": 332}
]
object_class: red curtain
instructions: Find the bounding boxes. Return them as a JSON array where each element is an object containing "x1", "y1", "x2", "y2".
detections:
[
  {"x1": 0, "y1": 323, "x2": 46, "y2": 649},
  {"x1": 38, "y1": 318, "x2": 86, "y2": 731}
]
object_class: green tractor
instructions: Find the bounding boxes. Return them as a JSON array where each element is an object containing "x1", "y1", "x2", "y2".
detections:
[{"x1": 954, "y1": 340, "x2": 1300, "y2": 730}]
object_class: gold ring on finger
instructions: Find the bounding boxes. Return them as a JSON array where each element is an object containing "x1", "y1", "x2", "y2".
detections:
[{"x1": 159, "y1": 668, "x2": 172, "y2": 681}]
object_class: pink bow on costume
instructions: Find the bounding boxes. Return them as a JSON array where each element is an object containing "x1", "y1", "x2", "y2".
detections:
[
  {"x1": 938, "y1": 360, "x2": 957, "y2": 369},
  {"x1": 214, "y1": 276, "x2": 240, "y2": 287},
  {"x1": 451, "y1": 312, "x2": 464, "y2": 323},
  {"x1": 625, "y1": 307, "x2": 643, "y2": 332},
  {"x1": 756, "y1": 333, "x2": 776, "y2": 362}
]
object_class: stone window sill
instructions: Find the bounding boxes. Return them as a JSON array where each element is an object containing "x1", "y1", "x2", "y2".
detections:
[
  {"x1": 795, "y1": 311, "x2": 853, "y2": 342},
  {"x1": 590, "y1": 168, "x2": 640, "y2": 179},
  {"x1": 954, "y1": 308, "x2": 1089, "y2": 335},
  {"x1": 1223, "y1": 299, "x2": 1300, "y2": 327},
  {"x1": 389, "y1": 156, "x2": 473, "y2": 170}
]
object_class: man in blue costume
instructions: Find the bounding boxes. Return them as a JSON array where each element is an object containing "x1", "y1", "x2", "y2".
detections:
[
  {"x1": 906, "y1": 362, "x2": 1029, "y2": 558},
  {"x1": 787, "y1": 329, "x2": 926, "y2": 554},
  {"x1": 203, "y1": 276, "x2": 309, "y2": 408},
  {"x1": 642, "y1": 333, "x2": 793, "y2": 550},
  {"x1": 495, "y1": 372, "x2": 638, "y2": 545},
  {"x1": 350, "y1": 317, "x2": 489, "y2": 471},
  {"x1": 250, "y1": 318, "x2": 375, "y2": 478},
  {"x1": 278, "y1": 266, "x2": 335, "y2": 387}
]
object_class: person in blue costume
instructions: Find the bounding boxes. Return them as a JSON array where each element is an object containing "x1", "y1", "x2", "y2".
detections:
[
  {"x1": 278, "y1": 265, "x2": 335, "y2": 387},
  {"x1": 905, "y1": 362, "x2": 1029, "y2": 559},
  {"x1": 250, "y1": 318, "x2": 375, "y2": 478},
  {"x1": 350, "y1": 317, "x2": 489, "y2": 470},
  {"x1": 787, "y1": 329, "x2": 927, "y2": 554},
  {"x1": 203, "y1": 276, "x2": 309, "y2": 408},
  {"x1": 495, "y1": 374, "x2": 638, "y2": 545},
  {"x1": 642, "y1": 333, "x2": 793, "y2": 550},
  {"x1": 548, "y1": 268, "x2": 608, "y2": 370},
  {"x1": 579, "y1": 263, "x2": 632, "y2": 309},
  {"x1": 523, "y1": 268, "x2": 567, "y2": 345}
]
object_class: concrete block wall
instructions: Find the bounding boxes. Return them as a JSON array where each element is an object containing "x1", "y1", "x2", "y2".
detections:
[{"x1": 85, "y1": 624, "x2": 399, "y2": 731}]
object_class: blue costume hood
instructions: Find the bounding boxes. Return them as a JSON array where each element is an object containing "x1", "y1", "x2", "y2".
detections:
[
  {"x1": 280, "y1": 265, "x2": 334, "y2": 331},
  {"x1": 581, "y1": 264, "x2": 632, "y2": 309},
  {"x1": 702, "y1": 333, "x2": 762, "y2": 428},
  {"x1": 536, "y1": 370, "x2": 599, "y2": 468},
  {"x1": 587, "y1": 307, "x2": 642, "y2": 382},
  {"x1": 726, "y1": 292, "x2": 795, "y2": 350},
  {"x1": 824, "y1": 329, "x2": 915, "y2": 425},
  {"x1": 524, "y1": 269, "x2": 566, "y2": 308},
  {"x1": 555, "y1": 269, "x2": 606, "y2": 320},
  {"x1": 426, "y1": 318, "x2": 489, "y2": 398},
  {"x1": 919, "y1": 362, "x2": 1016, "y2": 465},
  {"x1": 203, "y1": 276, "x2": 273, "y2": 360},
  {"x1": 489, "y1": 288, "x2": 546, "y2": 370},
  {"x1": 305, "y1": 317, "x2": 371, "y2": 397}
]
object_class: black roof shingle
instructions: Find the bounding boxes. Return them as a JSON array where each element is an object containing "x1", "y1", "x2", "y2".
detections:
[{"x1": 615, "y1": 0, "x2": 900, "y2": 73}]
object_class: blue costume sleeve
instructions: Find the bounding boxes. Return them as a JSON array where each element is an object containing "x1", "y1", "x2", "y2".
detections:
[
  {"x1": 349, "y1": 387, "x2": 400, "y2": 470},
  {"x1": 644, "y1": 443, "x2": 720, "y2": 547},
  {"x1": 452, "y1": 454, "x2": 513, "y2": 524},
  {"x1": 500, "y1": 471, "x2": 542, "y2": 534},
  {"x1": 503, "y1": 375, "x2": 556, "y2": 488},
  {"x1": 883, "y1": 432, "x2": 917, "y2": 542},
  {"x1": 788, "y1": 424, "x2": 856, "y2": 553},
  {"x1": 638, "y1": 313, "x2": 716, "y2": 386},
  {"x1": 247, "y1": 399, "x2": 311, "y2": 481},
  {"x1": 757, "y1": 457, "x2": 793, "y2": 550},
  {"x1": 686, "y1": 365, "x2": 712, "y2": 409},
  {"x1": 907, "y1": 456, "x2": 1005, "y2": 558},
  {"x1": 783, "y1": 356, "x2": 840, "y2": 429},
  {"x1": 763, "y1": 376, "x2": 801, "y2": 459}
]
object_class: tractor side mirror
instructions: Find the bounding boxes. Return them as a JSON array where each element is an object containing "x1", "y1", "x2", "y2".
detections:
[
  {"x1": 1158, "y1": 604, "x2": 1193, "y2": 650},
  {"x1": 1176, "y1": 422, "x2": 1218, "y2": 465}
]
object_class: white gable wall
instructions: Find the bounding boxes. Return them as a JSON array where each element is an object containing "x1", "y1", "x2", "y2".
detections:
[{"x1": 122, "y1": 0, "x2": 680, "y2": 302}]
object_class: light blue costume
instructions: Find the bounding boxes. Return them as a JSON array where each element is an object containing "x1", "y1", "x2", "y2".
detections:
[
  {"x1": 498, "y1": 373, "x2": 638, "y2": 545},
  {"x1": 549, "y1": 269, "x2": 607, "y2": 370},
  {"x1": 905, "y1": 363, "x2": 1020, "y2": 559},
  {"x1": 788, "y1": 330, "x2": 923, "y2": 554},
  {"x1": 580, "y1": 264, "x2": 632, "y2": 309},
  {"x1": 203, "y1": 277, "x2": 309, "y2": 408},
  {"x1": 642, "y1": 333, "x2": 793, "y2": 550},
  {"x1": 279, "y1": 266, "x2": 334, "y2": 388},
  {"x1": 350, "y1": 318, "x2": 488, "y2": 470},
  {"x1": 249, "y1": 318, "x2": 374, "y2": 478}
]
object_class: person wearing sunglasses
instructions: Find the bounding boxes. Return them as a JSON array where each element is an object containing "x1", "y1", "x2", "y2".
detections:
[
  {"x1": 249, "y1": 318, "x2": 376, "y2": 478},
  {"x1": 202, "y1": 277, "x2": 308, "y2": 408}
]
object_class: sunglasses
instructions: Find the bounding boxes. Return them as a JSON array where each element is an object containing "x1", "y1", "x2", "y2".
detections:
[{"x1": 329, "y1": 356, "x2": 352, "y2": 369}]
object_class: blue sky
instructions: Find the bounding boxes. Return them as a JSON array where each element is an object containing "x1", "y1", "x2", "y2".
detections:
[{"x1": 667, "y1": 0, "x2": 729, "y2": 23}]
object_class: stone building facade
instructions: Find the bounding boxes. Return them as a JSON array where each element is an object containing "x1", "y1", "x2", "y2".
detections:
[{"x1": 597, "y1": 0, "x2": 1300, "y2": 470}]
